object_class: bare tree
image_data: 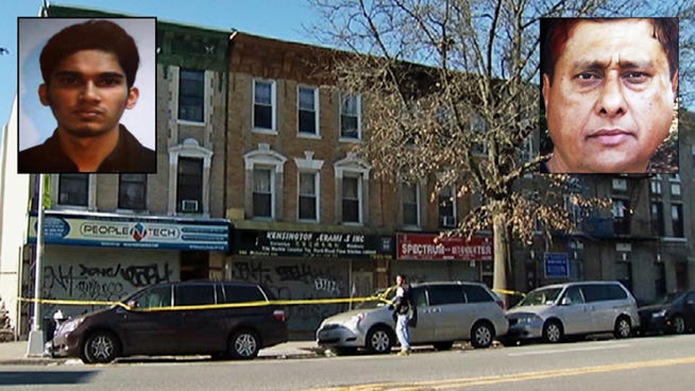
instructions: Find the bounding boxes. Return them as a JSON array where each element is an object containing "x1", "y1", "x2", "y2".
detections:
[{"x1": 308, "y1": 0, "x2": 694, "y2": 295}]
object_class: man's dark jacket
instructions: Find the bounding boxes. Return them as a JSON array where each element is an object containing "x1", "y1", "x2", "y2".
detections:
[{"x1": 18, "y1": 124, "x2": 156, "y2": 173}]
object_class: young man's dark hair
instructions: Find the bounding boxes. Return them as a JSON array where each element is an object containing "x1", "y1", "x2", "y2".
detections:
[{"x1": 40, "y1": 20, "x2": 140, "y2": 88}]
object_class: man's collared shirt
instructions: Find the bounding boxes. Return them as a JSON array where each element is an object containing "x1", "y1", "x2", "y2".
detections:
[{"x1": 18, "y1": 124, "x2": 156, "y2": 173}]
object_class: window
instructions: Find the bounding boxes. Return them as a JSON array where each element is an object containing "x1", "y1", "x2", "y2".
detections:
[
  {"x1": 58, "y1": 174, "x2": 88, "y2": 206},
  {"x1": 651, "y1": 203, "x2": 664, "y2": 237},
  {"x1": 118, "y1": 174, "x2": 147, "y2": 210},
  {"x1": 133, "y1": 285, "x2": 172, "y2": 309},
  {"x1": 671, "y1": 182, "x2": 681, "y2": 196},
  {"x1": 222, "y1": 284, "x2": 266, "y2": 303},
  {"x1": 254, "y1": 79, "x2": 275, "y2": 130},
  {"x1": 672, "y1": 204, "x2": 684, "y2": 237},
  {"x1": 650, "y1": 175, "x2": 661, "y2": 194},
  {"x1": 612, "y1": 200, "x2": 631, "y2": 235},
  {"x1": 253, "y1": 168, "x2": 273, "y2": 218},
  {"x1": 298, "y1": 172, "x2": 318, "y2": 221},
  {"x1": 298, "y1": 86, "x2": 318, "y2": 135},
  {"x1": 178, "y1": 69, "x2": 204, "y2": 122},
  {"x1": 462, "y1": 285, "x2": 493, "y2": 303},
  {"x1": 342, "y1": 176, "x2": 361, "y2": 223},
  {"x1": 340, "y1": 94, "x2": 361, "y2": 139},
  {"x1": 563, "y1": 286, "x2": 585, "y2": 305},
  {"x1": 402, "y1": 183, "x2": 420, "y2": 226},
  {"x1": 428, "y1": 285, "x2": 465, "y2": 305},
  {"x1": 176, "y1": 157, "x2": 203, "y2": 213},
  {"x1": 439, "y1": 186, "x2": 456, "y2": 228},
  {"x1": 175, "y1": 284, "x2": 215, "y2": 306}
]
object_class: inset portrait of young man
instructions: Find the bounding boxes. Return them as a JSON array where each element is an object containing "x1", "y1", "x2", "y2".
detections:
[
  {"x1": 539, "y1": 17, "x2": 679, "y2": 174},
  {"x1": 17, "y1": 17, "x2": 156, "y2": 174}
]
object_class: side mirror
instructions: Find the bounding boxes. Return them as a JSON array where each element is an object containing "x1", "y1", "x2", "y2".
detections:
[
  {"x1": 126, "y1": 300, "x2": 138, "y2": 309},
  {"x1": 560, "y1": 297, "x2": 572, "y2": 306}
]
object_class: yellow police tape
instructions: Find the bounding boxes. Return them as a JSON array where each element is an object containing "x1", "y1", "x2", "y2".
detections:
[{"x1": 18, "y1": 286, "x2": 524, "y2": 313}]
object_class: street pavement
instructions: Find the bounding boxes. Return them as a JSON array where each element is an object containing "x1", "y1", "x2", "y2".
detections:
[{"x1": 0, "y1": 339, "x2": 322, "y2": 365}]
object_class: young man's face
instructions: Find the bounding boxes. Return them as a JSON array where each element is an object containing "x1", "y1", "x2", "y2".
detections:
[
  {"x1": 543, "y1": 19, "x2": 677, "y2": 173},
  {"x1": 39, "y1": 49, "x2": 138, "y2": 139}
]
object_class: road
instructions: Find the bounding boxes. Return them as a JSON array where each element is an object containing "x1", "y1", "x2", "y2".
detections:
[{"x1": 2, "y1": 334, "x2": 695, "y2": 390}]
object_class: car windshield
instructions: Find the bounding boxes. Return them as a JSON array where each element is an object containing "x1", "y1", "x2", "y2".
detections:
[
  {"x1": 355, "y1": 286, "x2": 397, "y2": 310},
  {"x1": 516, "y1": 287, "x2": 563, "y2": 307},
  {"x1": 655, "y1": 292, "x2": 686, "y2": 305}
]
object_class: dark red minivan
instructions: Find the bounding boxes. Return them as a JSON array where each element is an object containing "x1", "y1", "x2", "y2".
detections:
[{"x1": 51, "y1": 281, "x2": 288, "y2": 363}]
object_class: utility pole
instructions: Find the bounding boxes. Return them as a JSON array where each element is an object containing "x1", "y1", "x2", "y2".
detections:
[{"x1": 26, "y1": 174, "x2": 45, "y2": 356}]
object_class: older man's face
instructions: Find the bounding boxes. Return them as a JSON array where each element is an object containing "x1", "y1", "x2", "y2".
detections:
[{"x1": 543, "y1": 19, "x2": 677, "y2": 173}]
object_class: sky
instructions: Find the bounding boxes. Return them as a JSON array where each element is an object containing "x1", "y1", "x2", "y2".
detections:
[{"x1": 0, "y1": 0, "x2": 320, "y2": 132}]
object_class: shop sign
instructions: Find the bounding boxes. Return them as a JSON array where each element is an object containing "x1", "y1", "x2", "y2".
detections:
[
  {"x1": 234, "y1": 229, "x2": 392, "y2": 259},
  {"x1": 28, "y1": 211, "x2": 229, "y2": 251},
  {"x1": 396, "y1": 233, "x2": 492, "y2": 261},
  {"x1": 544, "y1": 252, "x2": 570, "y2": 278}
]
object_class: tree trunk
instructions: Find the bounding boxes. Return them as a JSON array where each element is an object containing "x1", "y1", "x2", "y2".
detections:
[{"x1": 492, "y1": 202, "x2": 509, "y2": 305}]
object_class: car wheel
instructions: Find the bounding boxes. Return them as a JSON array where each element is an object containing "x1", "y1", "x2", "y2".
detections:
[
  {"x1": 229, "y1": 330, "x2": 260, "y2": 360},
  {"x1": 365, "y1": 326, "x2": 393, "y2": 354},
  {"x1": 542, "y1": 320, "x2": 563, "y2": 343},
  {"x1": 613, "y1": 316, "x2": 632, "y2": 339},
  {"x1": 81, "y1": 331, "x2": 120, "y2": 364},
  {"x1": 672, "y1": 315, "x2": 686, "y2": 334},
  {"x1": 470, "y1": 321, "x2": 494, "y2": 349}
]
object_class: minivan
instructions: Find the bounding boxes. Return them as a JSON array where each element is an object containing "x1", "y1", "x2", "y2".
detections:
[
  {"x1": 51, "y1": 281, "x2": 288, "y2": 363},
  {"x1": 316, "y1": 281, "x2": 508, "y2": 354},
  {"x1": 505, "y1": 281, "x2": 639, "y2": 343}
]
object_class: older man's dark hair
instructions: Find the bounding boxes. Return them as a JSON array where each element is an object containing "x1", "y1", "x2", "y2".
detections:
[{"x1": 40, "y1": 20, "x2": 140, "y2": 88}]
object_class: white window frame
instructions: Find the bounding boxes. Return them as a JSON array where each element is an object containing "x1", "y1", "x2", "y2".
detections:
[
  {"x1": 339, "y1": 93, "x2": 362, "y2": 141},
  {"x1": 244, "y1": 144, "x2": 287, "y2": 221},
  {"x1": 341, "y1": 175, "x2": 363, "y2": 224},
  {"x1": 334, "y1": 153, "x2": 371, "y2": 226},
  {"x1": 173, "y1": 67, "x2": 209, "y2": 127},
  {"x1": 168, "y1": 138, "x2": 213, "y2": 216},
  {"x1": 297, "y1": 171, "x2": 320, "y2": 222},
  {"x1": 253, "y1": 79, "x2": 277, "y2": 133},
  {"x1": 297, "y1": 85, "x2": 320, "y2": 138},
  {"x1": 53, "y1": 174, "x2": 96, "y2": 211},
  {"x1": 252, "y1": 167, "x2": 275, "y2": 219}
]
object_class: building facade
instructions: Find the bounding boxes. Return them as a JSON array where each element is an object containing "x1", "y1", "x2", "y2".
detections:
[{"x1": 0, "y1": 5, "x2": 232, "y2": 338}]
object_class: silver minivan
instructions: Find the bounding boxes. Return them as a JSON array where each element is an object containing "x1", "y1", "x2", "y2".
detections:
[
  {"x1": 316, "y1": 281, "x2": 508, "y2": 354},
  {"x1": 505, "y1": 281, "x2": 640, "y2": 343}
]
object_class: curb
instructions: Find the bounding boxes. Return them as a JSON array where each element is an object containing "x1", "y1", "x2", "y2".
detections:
[{"x1": 0, "y1": 350, "x2": 320, "y2": 366}]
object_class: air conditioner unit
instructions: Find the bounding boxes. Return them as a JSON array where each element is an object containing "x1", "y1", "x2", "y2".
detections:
[
  {"x1": 181, "y1": 199, "x2": 199, "y2": 212},
  {"x1": 442, "y1": 216, "x2": 456, "y2": 227}
]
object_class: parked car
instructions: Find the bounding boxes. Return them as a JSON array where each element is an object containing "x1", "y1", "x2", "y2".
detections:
[
  {"x1": 316, "y1": 281, "x2": 508, "y2": 354},
  {"x1": 505, "y1": 281, "x2": 639, "y2": 344},
  {"x1": 51, "y1": 280, "x2": 288, "y2": 363},
  {"x1": 638, "y1": 291, "x2": 695, "y2": 335}
]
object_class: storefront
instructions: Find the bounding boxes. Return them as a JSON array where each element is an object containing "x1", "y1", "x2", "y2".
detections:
[
  {"x1": 20, "y1": 210, "x2": 230, "y2": 336},
  {"x1": 228, "y1": 229, "x2": 392, "y2": 335},
  {"x1": 393, "y1": 233, "x2": 493, "y2": 285}
]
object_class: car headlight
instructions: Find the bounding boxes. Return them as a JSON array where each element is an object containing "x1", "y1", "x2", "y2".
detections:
[
  {"x1": 57, "y1": 318, "x2": 84, "y2": 334},
  {"x1": 515, "y1": 314, "x2": 542, "y2": 324},
  {"x1": 652, "y1": 310, "x2": 667, "y2": 318}
]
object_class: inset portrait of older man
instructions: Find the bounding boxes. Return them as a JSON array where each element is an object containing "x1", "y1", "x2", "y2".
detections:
[
  {"x1": 540, "y1": 17, "x2": 678, "y2": 174},
  {"x1": 18, "y1": 18, "x2": 156, "y2": 174}
]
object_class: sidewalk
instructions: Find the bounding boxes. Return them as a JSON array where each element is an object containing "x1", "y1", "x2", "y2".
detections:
[{"x1": 0, "y1": 339, "x2": 322, "y2": 365}]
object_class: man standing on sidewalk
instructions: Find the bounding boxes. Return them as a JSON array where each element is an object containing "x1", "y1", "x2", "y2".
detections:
[{"x1": 392, "y1": 274, "x2": 413, "y2": 356}]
